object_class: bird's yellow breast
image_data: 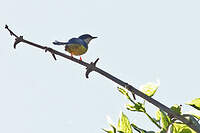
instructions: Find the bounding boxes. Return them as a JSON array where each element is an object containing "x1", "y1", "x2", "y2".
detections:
[{"x1": 65, "y1": 44, "x2": 87, "y2": 56}]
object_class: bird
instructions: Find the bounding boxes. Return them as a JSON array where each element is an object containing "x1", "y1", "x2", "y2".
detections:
[{"x1": 53, "y1": 34, "x2": 97, "y2": 61}]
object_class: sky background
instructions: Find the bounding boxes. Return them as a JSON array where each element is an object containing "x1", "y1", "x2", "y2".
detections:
[{"x1": 1, "y1": 0, "x2": 200, "y2": 132}]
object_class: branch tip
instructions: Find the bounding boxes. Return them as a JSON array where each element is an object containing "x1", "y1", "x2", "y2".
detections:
[
  {"x1": 5, "y1": 24, "x2": 18, "y2": 38},
  {"x1": 5, "y1": 24, "x2": 8, "y2": 29}
]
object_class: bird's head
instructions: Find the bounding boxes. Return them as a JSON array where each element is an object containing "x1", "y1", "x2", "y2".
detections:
[{"x1": 79, "y1": 34, "x2": 97, "y2": 44}]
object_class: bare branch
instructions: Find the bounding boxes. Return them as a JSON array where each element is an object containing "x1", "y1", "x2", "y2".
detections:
[{"x1": 5, "y1": 25, "x2": 200, "y2": 132}]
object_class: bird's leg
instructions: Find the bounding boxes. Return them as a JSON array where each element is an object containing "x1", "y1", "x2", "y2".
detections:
[
  {"x1": 80, "y1": 56, "x2": 82, "y2": 61},
  {"x1": 70, "y1": 53, "x2": 73, "y2": 58}
]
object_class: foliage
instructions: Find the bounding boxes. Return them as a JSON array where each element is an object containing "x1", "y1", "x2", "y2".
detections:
[
  {"x1": 186, "y1": 98, "x2": 200, "y2": 111},
  {"x1": 103, "y1": 81, "x2": 200, "y2": 133},
  {"x1": 169, "y1": 123, "x2": 196, "y2": 133},
  {"x1": 139, "y1": 81, "x2": 159, "y2": 97}
]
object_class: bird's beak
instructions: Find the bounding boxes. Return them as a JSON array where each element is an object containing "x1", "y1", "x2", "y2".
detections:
[{"x1": 92, "y1": 36, "x2": 98, "y2": 39}]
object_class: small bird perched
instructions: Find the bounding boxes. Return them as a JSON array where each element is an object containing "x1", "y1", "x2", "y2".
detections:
[{"x1": 53, "y1": 34, "x2": 97, "y2": 61}]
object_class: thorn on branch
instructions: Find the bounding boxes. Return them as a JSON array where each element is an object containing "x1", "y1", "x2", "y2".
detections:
[
  {"x1": 44, "y1": 47, "x2": 57, "y2": 60},
  {"x1": 85, "y1": 58, "x2": 99, "y2": 78},
  {"x1": 14, "y1": 36, "x2": 23, "y2": 49},
  {"x1": 125, "y1": 83, "x2": 136, "y2": 100}
]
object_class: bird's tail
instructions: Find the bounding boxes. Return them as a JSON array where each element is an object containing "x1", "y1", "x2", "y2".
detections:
[{"x1": 53, "y1": 40, "x2": 66, "y2": 45}]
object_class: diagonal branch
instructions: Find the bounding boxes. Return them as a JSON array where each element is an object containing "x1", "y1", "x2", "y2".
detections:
[{"x1": 5, "y1": 25, "x2": 200, "y2": 132}]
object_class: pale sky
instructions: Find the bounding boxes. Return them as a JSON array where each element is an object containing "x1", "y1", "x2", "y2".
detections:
[{"x1": 1, "y1": 0, "x2": 200, "y2": 132}]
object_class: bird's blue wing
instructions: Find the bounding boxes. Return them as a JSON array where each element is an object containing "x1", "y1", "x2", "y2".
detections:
[
  {"x1": 53, "y1": 38, "x2": 84, "y2": 46},
  {"x1": 67, "y1": 38, "x2": 88, "y2": 48}
]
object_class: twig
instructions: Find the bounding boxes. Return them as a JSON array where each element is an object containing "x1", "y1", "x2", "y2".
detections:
[{"x1": 5, "y1": 25, "x2": 200, "y2": 132}]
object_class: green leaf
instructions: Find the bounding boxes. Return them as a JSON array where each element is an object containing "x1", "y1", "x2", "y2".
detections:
[
  {"x1": 186, "y1": 98, "x2": 200, "y2": 110},
  {"x1": 105, "y1": 116, "x2": 117, "y2": 133},
  {"x1": 170, "y1": 123, "x2": 195, "y2": 133},
  {"x1": 160, "y1": 110, "x2": 171, "y2": 131},
  {"x1": 126, "y1": 104, "x2": 135, "y2": 112},
  {"x1": 155, "y1": 109, "x2": 161, "y2": 121},
  {"x1": 170, "y1": 104, "x2": 182, "y2": 115},
  {"x1": 102, "y1": 129, "x2": 115, "y2": 133},
  {"x1": 140, "y1": 81, "x2": 159, "y2": 97},
  {"x1": 126, "y1": 102, "x2": 145, "y2": 112},
  {"x1": 131, "y1": 123, "x2": 155, "y2": 133},
  {"x1": 117, "y1": 112, "x2": 133, "y2": 133},
  {"x1": 131, "y1": 123, "x2": 144, "y2": 132},
  {"x1": 118, "y1": 87, "x2": 132, "y2": 101}
]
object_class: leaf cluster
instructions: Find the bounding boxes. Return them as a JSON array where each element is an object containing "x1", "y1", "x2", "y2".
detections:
[{"x1": 103, "y1": 81, "x2": 200, "y2": 133}]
